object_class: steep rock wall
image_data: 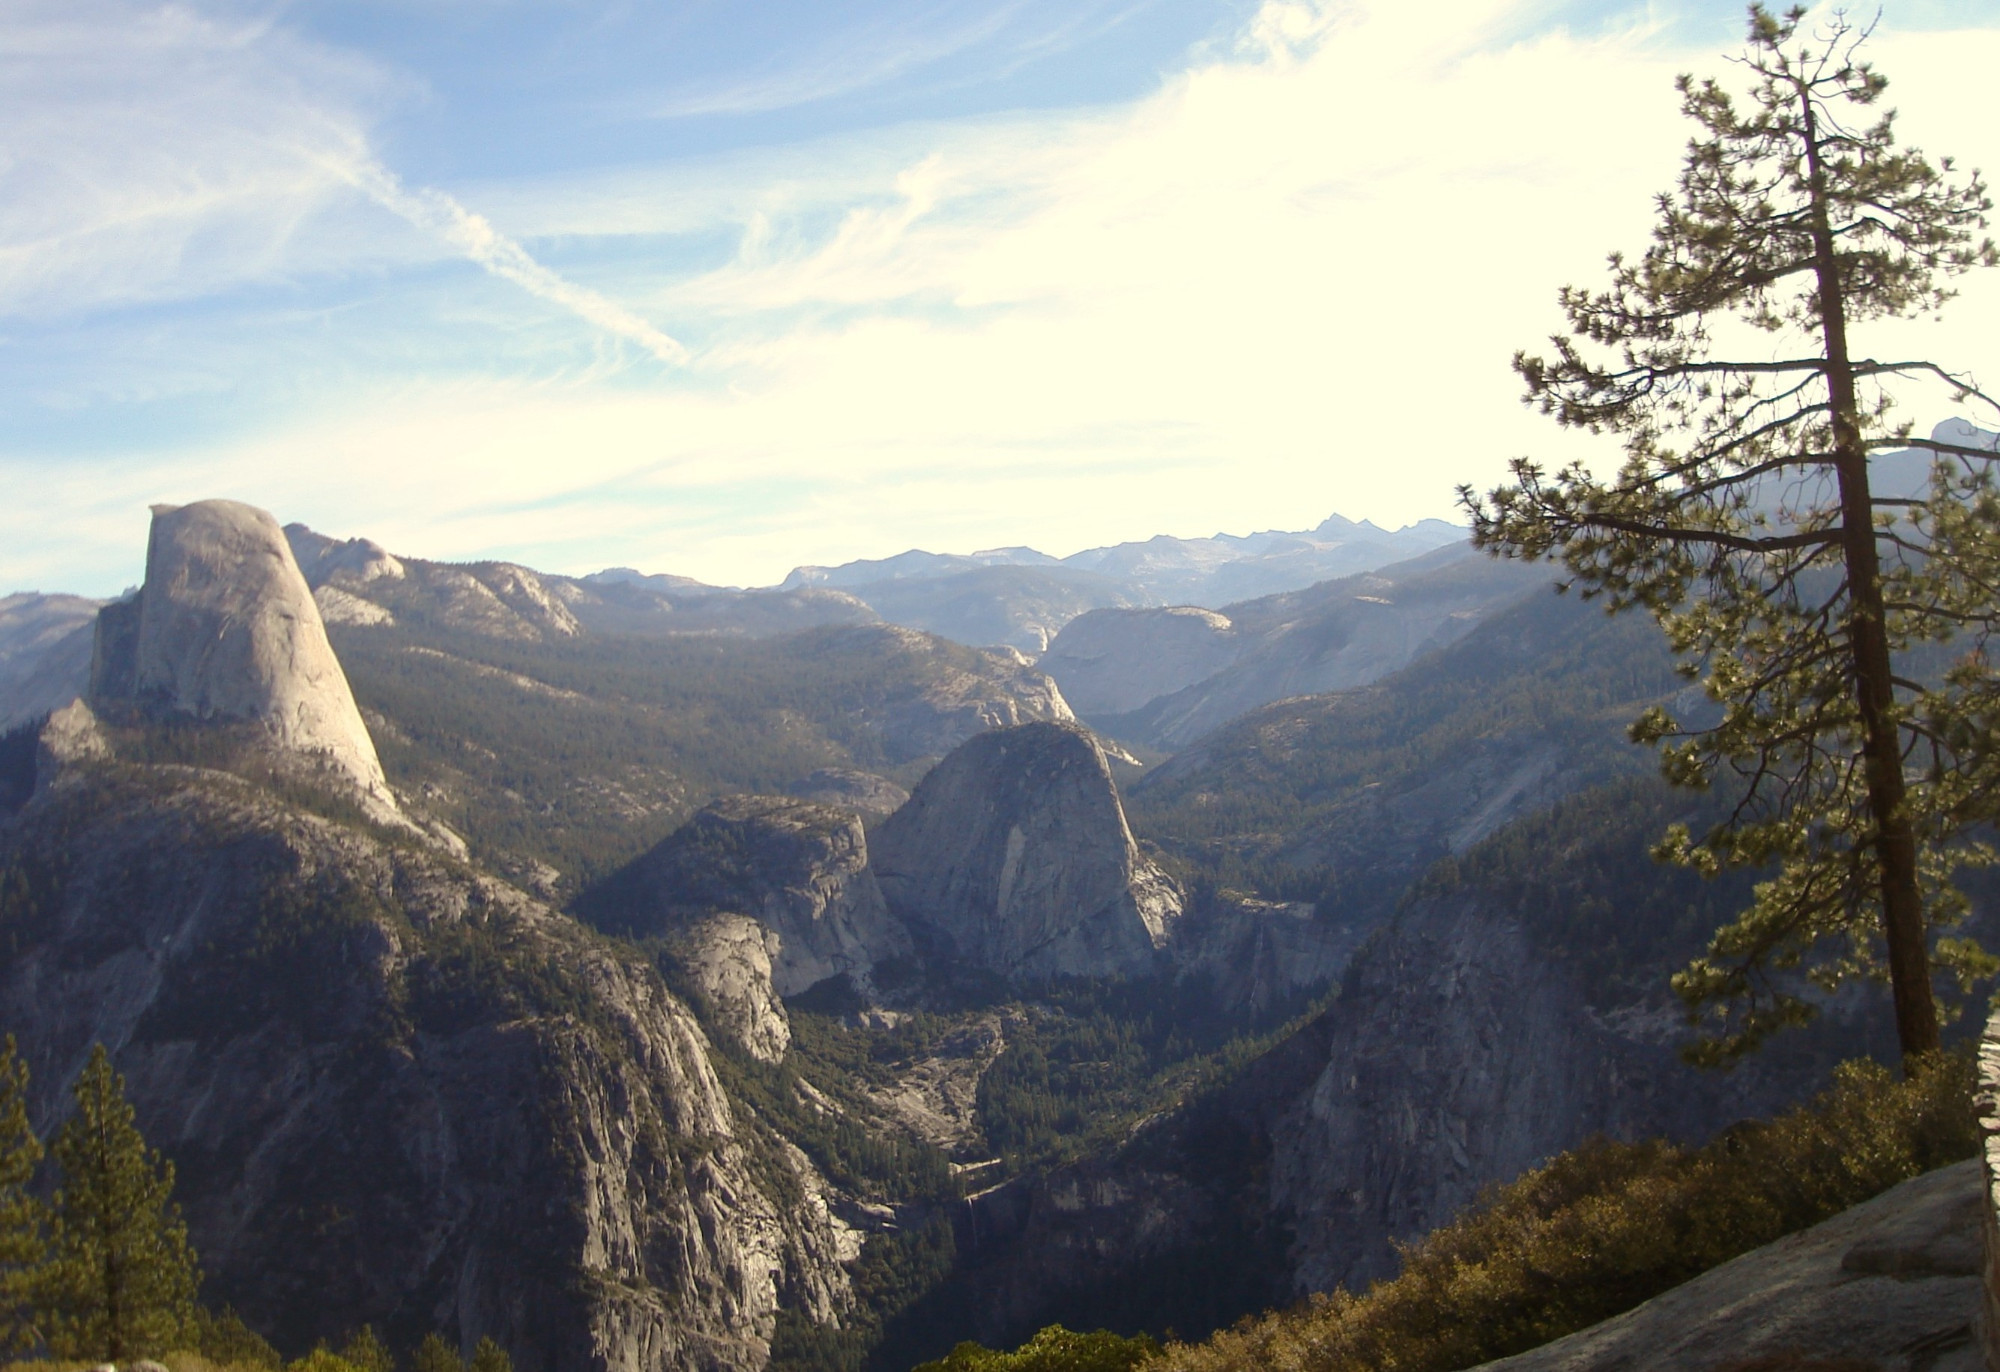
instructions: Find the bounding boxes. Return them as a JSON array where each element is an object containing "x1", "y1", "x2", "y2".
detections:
[
  {"x1": 0, "y1": 739, "x2": 855, "y2": 1372},
  {"x1": 578, "y1": 795, "x2": 909, "y2": 998},
  {"x1": 924, "y1": 891, "x2": 1833, "y2": 1351},
  {"x1": 1268, "y1": 893, "x2": 1828, "y2": 1295}
]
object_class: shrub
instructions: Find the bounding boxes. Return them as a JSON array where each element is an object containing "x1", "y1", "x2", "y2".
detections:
[
  {"x1": 286, "y1": 1350, "x2": 364, "y2": 1372},
  {"x1": 914, "y1": 1325, "x2": 1163, "y2": 1372},
  {"x1": 1158, "y1": 1052, "x2": 1975, "y2": 1372},
  {"x1": 193, "y1": 1309, "x2": 280, "y2": 1370}
]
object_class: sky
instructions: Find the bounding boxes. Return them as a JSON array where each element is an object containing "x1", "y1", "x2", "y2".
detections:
[{"x1": 6, "y1": 0, "x2": 2000, "y2": 595}]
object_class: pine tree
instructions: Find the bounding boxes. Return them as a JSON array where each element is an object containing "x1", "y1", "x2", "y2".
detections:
[
  {"x1": 467, "y1": 1336, "x2": 512, "y2": 1372},
  {"x1": 1466, "y1": 5, "x2": 1999, "y2": 1065},
  {"x1": 341, "y1": 1325, "x2": 395, "y2": 1372},
  {"x1": 0, "y1": 1037, "x2": 44, "y2": 1354},
  {"x1": 413, "y1": 1332, "x2": 464, "y2": 1372},
  {"x1": 39, "y1": 1043, "x2": 200, "y2": 1360},
  {"x1": 194, "y1": 1306, "x2": 281, "y2": 1369}
]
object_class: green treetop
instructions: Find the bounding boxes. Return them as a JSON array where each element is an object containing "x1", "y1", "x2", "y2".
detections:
[
  {"x1": 40, "y1": 1043, "x2": 200, "y2": 1360},
  {"x1": 1465, "y1": 5, "x2": 2000, "y2": 1066},
  {"x1": 0, "y1": 1037, "x2": 44, "y2": 1355}
]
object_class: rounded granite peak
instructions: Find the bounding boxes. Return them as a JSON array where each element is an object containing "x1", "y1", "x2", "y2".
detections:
[
  {"x1": 871, "y1": 719, "x2": 1181, "y2": 980},
  {"x1": 90, "y1": 499, "x2": 393, "y2": 805}
]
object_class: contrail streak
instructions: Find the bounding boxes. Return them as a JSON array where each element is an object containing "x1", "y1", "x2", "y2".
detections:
[{"x1": 344, "y1": 160, "x2": 690, "y2": 366}]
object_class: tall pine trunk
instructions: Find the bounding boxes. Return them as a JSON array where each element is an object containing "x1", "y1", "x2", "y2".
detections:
[{"x1": 1802, "y1": 84, "x2": 1940, "y2": 1066}]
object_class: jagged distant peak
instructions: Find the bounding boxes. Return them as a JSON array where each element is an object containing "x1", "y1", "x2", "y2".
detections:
[{"x1": 773, "y1": 512, "x2": 1467, "y2": 599}]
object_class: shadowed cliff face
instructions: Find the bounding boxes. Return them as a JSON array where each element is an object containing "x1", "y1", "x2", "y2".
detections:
[
  {"x1": 575, "y1": 794, "x2": 909, "y2": 999},
  {"x1": 0, "y1": 733, "x2": 856, "y2": 1372},
  {"x1": 915, "y1": 881, "x2": 1860, "y2": 1353},
  {"x1": 871, "y1": 721, "x2": 1182, "y2": 981},
  {"x1": 1263, "y1": 893, "x2": 1804, "y2": 1295},
  {"x1": 91, "y1": 500, "x2": 392, "y2": 806}
]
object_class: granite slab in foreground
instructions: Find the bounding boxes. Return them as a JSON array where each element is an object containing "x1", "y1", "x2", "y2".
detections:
[{"x1": 1474, "y1": 1159, "x2": 1983, "y2": 1372}]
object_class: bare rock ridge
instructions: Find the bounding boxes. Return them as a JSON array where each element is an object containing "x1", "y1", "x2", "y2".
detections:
[
  {"x1": 576, "y1": 794, "x2": 910, "y2": 997},
  {"x1": 90, "y1": 501, "x2": 393, "y2": 805},
  {"x1": 1064, "y1": 546, "x2": 1548, "y2": 748},
  {"x1": 871, "y1": 720, "x2": 1182, "y2": 980}
]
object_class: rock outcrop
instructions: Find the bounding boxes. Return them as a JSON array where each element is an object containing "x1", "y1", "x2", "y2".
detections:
[
  {"x1": 663, "y1": 913, "x2": 792, "y2": 1063},
  {"x1": 90, "y1": 501, "x2": 392, "y2": 804},
  {"x1": 839, "y1": 628, "x2": 1075, "y2": 761},
  {"x1": 2, "y1": 731, "x2": 855, "y2": 1371},
  {"x1": 578, "y1": 795, "x2": 910, "y2": 997},
  {"x1": 1474, "y1": 1160, "x2": 1983, "y2": 1372},
  {"x1": 285, "y1": 525, "x2": 406, "y2": 588},
  {"x1": 871, "y1": 721, "x2": 1181, "y2": 980},
  {"x1": 287, "y1": 524, "x2": 882, "y2": 643}
]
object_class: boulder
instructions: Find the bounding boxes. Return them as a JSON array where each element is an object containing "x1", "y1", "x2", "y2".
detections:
[
  {"x1": 577, "y1": 795, "x2": 910, "y2": 997},
  {"x1": 89, "y1": 501, "x2": 392, "y2": 804},
  {"x1": 870, "y1": 721, "x2": 1181, "y2": 980}
]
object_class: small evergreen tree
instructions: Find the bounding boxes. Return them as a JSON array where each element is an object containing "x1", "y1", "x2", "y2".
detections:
[
  {"x1": 39, "y1": 1043, "x2": 200, "y2": 1360},
  {"x1": 340, "y1": 1325, "x2": 395, "y2": 1372},
  {"x1": 413, "y1": 1332, "x2": 464, "y2": 1372},
  {"x1": 468, "y1": 1336, "x2": 512, "y2": 1372},
  {"x1": 195, "y1": 1306, "x2": 282, "y2": 1370},
  {"x1": 0, "y1": 1037, "x2": 44, "y2": 1354}
]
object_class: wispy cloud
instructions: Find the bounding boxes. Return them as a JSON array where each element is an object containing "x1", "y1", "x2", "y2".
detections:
[
  {"x1": 6, "y1": 0, "x2": 2000, "y2": 596},
  {"x1": 340, "y1": 161, "x2": 689, "y2": 365},
  {"x1": 641, "y1": 4, "x2": 1033, "y2": 118},
  {"x1": 0, "y1": 0, "x2": 682, "y2": 367}
]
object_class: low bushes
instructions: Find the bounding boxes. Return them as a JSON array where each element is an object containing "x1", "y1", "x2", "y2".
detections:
[
  {"x1": 1151, "y1": 1052, "x2": 1974, "y2": 1372},
  {"x1": 914, "y1": 1326, "x2": 1163, "y2": 1372}
]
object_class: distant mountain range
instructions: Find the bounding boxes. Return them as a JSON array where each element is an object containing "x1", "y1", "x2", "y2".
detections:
[{"x1": 762, "y1": 513, "x2": 1467, "y2": 651}]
